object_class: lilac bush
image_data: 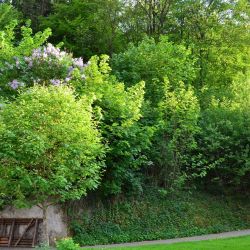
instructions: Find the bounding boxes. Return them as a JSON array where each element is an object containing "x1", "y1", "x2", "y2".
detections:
[{"x1": 0, "y1": 43, "x2": 87, "y2": 96}]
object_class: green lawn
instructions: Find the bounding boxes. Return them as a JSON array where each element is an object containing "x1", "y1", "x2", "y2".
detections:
[{"x1": 85, "y1": 236, "x2": 250, "y2": 250}]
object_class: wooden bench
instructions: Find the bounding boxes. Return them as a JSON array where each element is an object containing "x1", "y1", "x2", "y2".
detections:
[{"x1": 0, "y1": 218, "x2": 43, "y2": 248}]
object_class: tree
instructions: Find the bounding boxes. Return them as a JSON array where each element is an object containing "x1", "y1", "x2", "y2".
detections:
[
  {"x1": 168, "y1": 0, "x2": 250, "y2": 105},
  {"x1": 8, "y1": 0, "x2": 53, "y2": 30},
  {"x1": 134, "y1": 0, "x2": 173, "y2": 36},
  {"x1": 41, "y1": 0, "x2": 126, "y2": 58},
  {"x1": 0, "y1": 85, "x2": 104, "y2": 243}
]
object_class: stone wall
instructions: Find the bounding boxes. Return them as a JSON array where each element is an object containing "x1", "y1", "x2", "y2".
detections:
[{"x1": 0, "y1": 205, "x2": 68, "y2": 245}]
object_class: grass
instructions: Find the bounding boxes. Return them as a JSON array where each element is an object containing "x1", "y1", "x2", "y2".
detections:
[{"x1": 84, "y1": 236, "x2": 250, "y2": 250}]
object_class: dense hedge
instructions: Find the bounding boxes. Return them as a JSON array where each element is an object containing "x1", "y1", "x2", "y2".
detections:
[{"x1": 68, "y1": 190, "x2": 250, "y2": 246}]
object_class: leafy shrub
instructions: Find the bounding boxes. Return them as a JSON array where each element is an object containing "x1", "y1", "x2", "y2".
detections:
[
  {"x1": 151, "y1": 81, "x2": 200, "y2": 188},
  {"x1": 111, "y1": 36, "x2": 199, "y2": 190},
  {"x1": 0, "y1": 85, "x2": 104, "y2": 208},
  {"x1": 56, "y1": 238, "x2": 80, "y2": 250},
  {"x1": 0, "y1": 21, "x2": 51, "y2": 63},
  {"x1": 1, "y1": 22, "x2": 151, "y2": 195},
  {"x1": 0, "y1": 42, "x2": 85, "y2": 98},
  {"x1": 112, "y1": 36, "x2": 196, "y2": 106},
  {"x1": 195, "y1": 90, "x2": 250, "y2": 192},
  {"x1": 78, "y1": 55, "x2": 153, "y2": 195},
  {"x1": 0, "y1": 3, "x2": 21, "y2": 30}
]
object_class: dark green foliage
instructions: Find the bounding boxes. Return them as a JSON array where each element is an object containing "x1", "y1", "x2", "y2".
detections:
[
  {"x1": 69, "y1": 190, "x2": 250, "y2": 245},
  {"x1": 10, "y1": 0, "x2": 53, "y2": 30},
  {"x1": 40, "y1": 0, "x2": 126, "y2": 58},
  {"x1": 195, "y1": 81, "x2": 250, "y2": 192}
]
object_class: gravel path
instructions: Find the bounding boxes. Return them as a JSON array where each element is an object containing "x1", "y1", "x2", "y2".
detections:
[{"x1": 82, "y1": 229, "x2": 250, "y2": 249}]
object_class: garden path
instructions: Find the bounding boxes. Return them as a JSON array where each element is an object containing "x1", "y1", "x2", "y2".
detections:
[
  {"x1": 6, "y1": 229, "x2": 250, "y2": 249},
  {"x1": 83, "y1": 229, "x2": 250, "y2": 249}
]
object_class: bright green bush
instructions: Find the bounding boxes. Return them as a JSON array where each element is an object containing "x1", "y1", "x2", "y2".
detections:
[
  {"x1": 77, "y1": 55, "x2": 153, "y2": 195},
  {"x1": 151, "y1": 81, "x2": 200, "y2": 188},
  {"x1": 0, "y1": 21, "x2": 51, "y2": 63},
  {"x1": 0, "y1": 4, "x2": 21, "y2": 30},
  {"x1": 111, "y1": 36, "x2": 196, "y2": 106},
  {"x1": 0, "y1": 85, "x2": 104, "y2": 208},
  {"x1": 56, "y1": 238, "x2": 80, "y2": 250},
  {"x1": 1, "y1": 21, "x2": 151, "y2": 195}
]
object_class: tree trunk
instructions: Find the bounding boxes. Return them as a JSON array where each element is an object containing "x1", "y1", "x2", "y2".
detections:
[{"x1": 41, "y1": 205, "x2": 50, "y2": 245}]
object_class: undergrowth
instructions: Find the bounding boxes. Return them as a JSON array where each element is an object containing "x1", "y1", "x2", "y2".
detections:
[{"x1": 67, "y1": 189, "x2": 250, "y2": 246}]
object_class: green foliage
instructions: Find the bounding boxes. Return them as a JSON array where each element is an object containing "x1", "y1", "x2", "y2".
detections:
[
  {"x1": 0, "y1": 21, "x2": 51, "y2": 63},
  {"x1": 0, "y1": 42, "x2": 85, "y2": 99},
  {"x1": 0, "y1": 20, "x2": 151, "y2": 196},
  {"x1": 194, "y1": 78, "x2": 250, "y2": 191},
  {"x1": 0, "y1": 3, "x2": 21, "y2": 30},
  {"x1": 1, "y1": 0, "x2": 249, "y2": 207},
  {"x1": 10, "y1": 0, "x2": 53, "y2": 30},
  {"x1": 0, "y1": 86, "x2": 104, "y2": 207},
  {"x1": 56, "y1": 238, "x2": 80, "y2": 250},
  {"x1": 151, "y1": 81, "x2": 200, "y2": 188},
  {"x1": 169, "y1": 0, "x2": 250, "y2": 104},
  {"x1": 69, "y1": 190, "x2": 250, "y2": 245},
  {"x1": 112, "y1": 36, "x2": 196, "y2": 106},
  {"x1": 76, "y1": 55, "x2": 153, "y2": 195},
  {"x1": 41, "y1": 0, "x2": 126, "y2": 58}
]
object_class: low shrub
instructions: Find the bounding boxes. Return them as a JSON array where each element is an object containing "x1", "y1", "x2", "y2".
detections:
[
  {"x1": 56, "y1": 238, "x2": 80, "y2": 250},
  {"x1": 68, "y1": 190, "x2": 250, "y2": 246}
]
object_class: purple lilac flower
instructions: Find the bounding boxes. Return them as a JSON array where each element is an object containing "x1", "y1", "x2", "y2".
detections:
[
  {"x1": 65, "y1": 77, "x2": 71, "y2": 82},
  {"x1": 24, "y1": 57, "x2": 31, "y2": 63},
  {"x1": 50, "y1": 79, "x2": 61, "y2": 86},
  {"x1": 45, "y1": 43, "x2": 61, "y2": 58},
  {"x1": 8, "y1": 79, "x2": 23, "y2": 90},
  {"x1": 73, "y1": 58, "x2": 84, "y2": 68}
]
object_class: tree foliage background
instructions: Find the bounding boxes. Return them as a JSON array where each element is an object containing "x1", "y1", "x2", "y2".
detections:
[{"x1": 0, "y1": 0, "x2": 249, "y2": 206}]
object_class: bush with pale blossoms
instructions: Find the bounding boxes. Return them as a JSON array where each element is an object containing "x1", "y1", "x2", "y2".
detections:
[{"x1": 0, "y1": 43, "x2": 87, "y2": 98}]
